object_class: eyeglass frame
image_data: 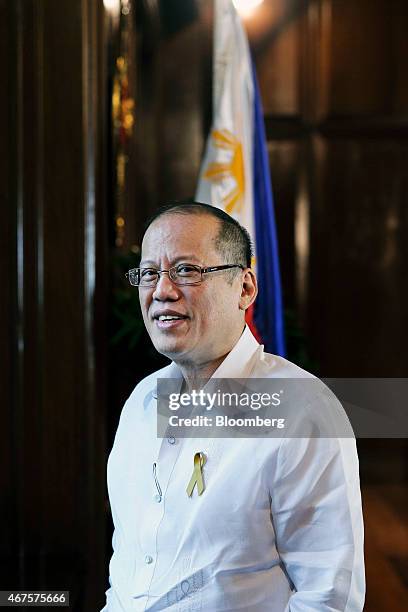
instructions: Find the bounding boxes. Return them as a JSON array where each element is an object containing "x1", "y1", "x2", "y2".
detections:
[{"x1": 125, "y1": 263, "x2": 245, "y2": 287}]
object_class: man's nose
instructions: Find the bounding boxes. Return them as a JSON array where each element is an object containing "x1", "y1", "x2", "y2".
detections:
[{"x1": 152, "y1": 271, "x2": 180, "y2": 301}]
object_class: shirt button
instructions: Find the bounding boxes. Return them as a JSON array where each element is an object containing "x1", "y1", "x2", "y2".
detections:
[
  {"x1": 154, "y1": 494, "x2": 162, "y2": 503},
  {"x1": 167, "y1": 436, "x2": 176, "y2": 445},
  {"x1": 145, "y1": 555, "x2": 153, "y2": 564}
]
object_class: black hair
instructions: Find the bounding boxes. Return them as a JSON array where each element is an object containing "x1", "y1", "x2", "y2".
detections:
[{"x1": 143, "y1": 199, "x2": 253, "y2": 268}]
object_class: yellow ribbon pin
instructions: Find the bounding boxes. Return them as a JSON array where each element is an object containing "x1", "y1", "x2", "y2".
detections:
[{"x1": 186, "y1": 452, "x2": 207, "y2": 497}]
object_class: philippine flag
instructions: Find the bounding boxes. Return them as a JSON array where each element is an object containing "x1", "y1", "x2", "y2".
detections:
[{"x1": 195, "y1": 0, "x2": 286, "y2": 356}]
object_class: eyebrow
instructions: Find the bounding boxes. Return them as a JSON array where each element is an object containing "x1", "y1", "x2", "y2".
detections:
[{"x1": 139, "y1": 255, "x2": 202, "y2": 267}]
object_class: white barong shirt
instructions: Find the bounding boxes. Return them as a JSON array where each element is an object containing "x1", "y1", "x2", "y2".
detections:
[{"x1": 102, "y1": 326, "x2": 365, "y2": 611}]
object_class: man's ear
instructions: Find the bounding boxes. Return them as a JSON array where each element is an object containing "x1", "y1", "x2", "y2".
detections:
[{"x1": 239, "y1": 269, "x2": 258, "y2": 311}]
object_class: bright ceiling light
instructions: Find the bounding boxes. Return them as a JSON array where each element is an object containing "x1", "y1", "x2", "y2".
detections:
[{"x1": 232, "y1": 0, "x2": 264, "y2": 17}]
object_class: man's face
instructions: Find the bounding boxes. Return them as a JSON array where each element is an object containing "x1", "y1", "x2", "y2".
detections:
[{"x1": 139, "y1": 213, "x2": 246, "y2": 366}]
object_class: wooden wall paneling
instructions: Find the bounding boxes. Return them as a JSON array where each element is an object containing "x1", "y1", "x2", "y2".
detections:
[
  {"x1": 40, "y1": 0, "x2": 107, "y2": 607},
  {"x1": 308, "y1": 137, "x2": 408, "y2": 377},
  {"x1": 330, "y1": 0, "x2": 394, "y2": 115},
  {"x1": 267, "y1": 140, "x2": 301, "y2": 311},
  {"x1": 304, "y1": 132, "x2": 328, "y2": 373},
  {"x1": 15, "y1": 0, "x2": 26, "y2": 587},
  {"x1": 298, "y1": 0, "x2": 332, "y2": 121},
  {"x1": 253, "y1": 0, "x2": 300, "y2": 116},
  {"x1": 129, "y1": 3, "x2": 208, "y2": 250},
  {"x1": 133, "y1": 13, "x2": 161, "y2": 244},
  {"x1": 82, "y1": 0, "x2": 109, "y2": 607},
  {"x1": 296, "y1": 0, "x2": 408, "y2": 378},
  {"x1": 156, "y1": 19, "x2": 206, "y2": 204},
  {"x1": 0, "y1": 0, "x2": 20, "y2": 587},
  {"x1": 393, "y1": 0, "x2": 408, "y2": 113},
  {"x1": 21, "y1": 0, "x2": 46, "y2": 589},
  {"x1": 296, "y1": 0, "x2": 408, "y2": 487},
  {"x1": 133, "y1": 47, "x2": 161, "y2": 246},
  {"x1": 1, "y1": 0, "x2": 108, "y2": 608},
  {"x1": 41, "y1": 0, "x2": 87, "y2": 572}
]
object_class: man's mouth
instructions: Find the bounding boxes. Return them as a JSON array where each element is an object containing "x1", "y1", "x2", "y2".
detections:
[
  {"x1": 157, "y1": 315, "x2": 185, "y2": 322},
  {"x1": 152, "y1": 311, "x2": 189, "y2": 329}
]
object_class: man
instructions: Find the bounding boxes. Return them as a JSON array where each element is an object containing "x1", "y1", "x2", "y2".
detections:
[{"x1": 102, "y1": 201, "x2": 365, "y2": 611}]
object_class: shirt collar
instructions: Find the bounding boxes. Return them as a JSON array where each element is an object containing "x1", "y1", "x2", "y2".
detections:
[
  {"x1": 210, "y1": 324, "x2": 261, "y2": 380},
  {"x1": 152, "y1": 324, "x2": 261, "y2": 399}
]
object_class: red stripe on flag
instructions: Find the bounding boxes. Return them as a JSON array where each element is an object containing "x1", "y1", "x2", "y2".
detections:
[{"x1": 245, "y1": 304, "x2": 262, "y2": 343}]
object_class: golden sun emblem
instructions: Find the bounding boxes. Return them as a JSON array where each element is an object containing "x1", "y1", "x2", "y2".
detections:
[{"x1": 203, "y1": 129, "x2": 245, "y2": 214}]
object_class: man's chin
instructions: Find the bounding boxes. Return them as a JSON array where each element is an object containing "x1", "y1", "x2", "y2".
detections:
[{"x1": 151, "y1": 338, "x2": 188, "y2": 360}]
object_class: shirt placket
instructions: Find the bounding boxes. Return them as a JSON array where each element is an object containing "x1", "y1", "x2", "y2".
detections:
[{"x1": 136, "y1": 423, "x2": 184, "y2": 610}]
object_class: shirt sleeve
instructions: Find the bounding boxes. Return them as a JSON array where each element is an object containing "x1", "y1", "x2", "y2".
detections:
[{"x1": 269, "y1": 435, "x2": 365, "y2": 611}]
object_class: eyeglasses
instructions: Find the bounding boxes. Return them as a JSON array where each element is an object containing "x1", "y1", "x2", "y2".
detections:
[{"x1": 126, "y1": 263, "x2": 244, "y2": 287}]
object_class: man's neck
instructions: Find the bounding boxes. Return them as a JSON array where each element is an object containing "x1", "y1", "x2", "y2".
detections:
[
  {"x1": 176, "y1": 325, "x2": 246, "y2": 392},
  {"x1": 178, "y1": 353, "x2": 228, "y2": 393}
]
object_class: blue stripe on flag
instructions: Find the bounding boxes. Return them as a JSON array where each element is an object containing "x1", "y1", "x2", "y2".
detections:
[{"x1": 252, "y1": 59, "x2": 286, "y2": 356}]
